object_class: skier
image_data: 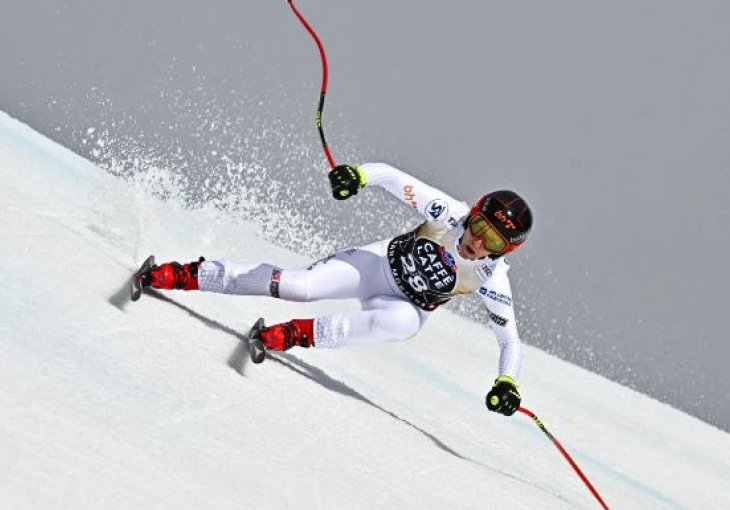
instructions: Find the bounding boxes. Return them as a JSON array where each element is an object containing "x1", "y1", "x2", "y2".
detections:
[{"x1": 137, "y1": 163, "x2": 532, "y2": 416}]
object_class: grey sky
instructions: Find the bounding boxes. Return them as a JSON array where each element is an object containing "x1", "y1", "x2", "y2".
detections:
[{"x1": 2, "y1": 1, "x2": 729, "y2": 430}]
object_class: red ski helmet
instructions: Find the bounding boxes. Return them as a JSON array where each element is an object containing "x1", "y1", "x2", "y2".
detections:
[{"x1": 468, "y1": 190, "x2": 533, "y2": 255}]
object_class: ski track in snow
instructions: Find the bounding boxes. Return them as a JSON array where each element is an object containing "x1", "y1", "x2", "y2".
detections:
[
  {"x1": 137, "y1": 289, "x2": 688, "y2": 510},
  {"x1": 139, "y1": 289, "x2": 584, "y2": 509},
  {"x1": 1, "y1": 111, "x2": 728, "y2": 510}
]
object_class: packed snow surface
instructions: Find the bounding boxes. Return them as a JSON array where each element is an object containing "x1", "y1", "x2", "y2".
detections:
[{"x1": 1, "y1": 111, "x2": 728, "y2": 509}]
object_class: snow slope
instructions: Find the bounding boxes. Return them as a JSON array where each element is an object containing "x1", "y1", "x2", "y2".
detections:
[{"x1": 0, "y1": 111, "x2": 728, "y2": 510}]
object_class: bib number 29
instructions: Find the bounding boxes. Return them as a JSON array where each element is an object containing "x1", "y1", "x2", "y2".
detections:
[{"x1": 400, "y1": 255, "x2": 428, "y2": 292}]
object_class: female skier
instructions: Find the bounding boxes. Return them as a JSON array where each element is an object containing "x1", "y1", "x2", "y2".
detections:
[{"x1": 137, "y1": 163, "x2": 532, "y2": 416}]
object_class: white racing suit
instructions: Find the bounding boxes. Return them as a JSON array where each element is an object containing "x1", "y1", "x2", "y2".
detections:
[{"x1": 197, "y1": 163, "x2": 522, "y2": 379}]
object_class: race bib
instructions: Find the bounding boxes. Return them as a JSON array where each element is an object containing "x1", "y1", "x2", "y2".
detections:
[{"x1": 387, "y1": 230, "x2": 458, "y2": 311}]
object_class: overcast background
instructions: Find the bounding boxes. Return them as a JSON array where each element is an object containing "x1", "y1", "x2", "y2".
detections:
[{"x1": 1, "y1": 1, "x2": 728, "y2": 431}]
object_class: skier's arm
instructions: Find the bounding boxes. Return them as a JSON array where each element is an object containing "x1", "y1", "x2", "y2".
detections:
[
  {"x1": 477, "y1": 263, "x2": 522, "y2": 381},
  {"x1": 358, "y1": 162, "x2": 469, "y2": 225},
  {"x1": 478, "y1": 263, "x2": 524, "y2": 416},
  {"x1": 327, "y1": 162, "x2": 467, "y2": 225}
]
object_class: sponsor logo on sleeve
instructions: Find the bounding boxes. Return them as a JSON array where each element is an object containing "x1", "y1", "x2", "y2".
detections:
[
  {"x1": 479, "y1": 287, "x2": 513, "y2": 307},
  {"x1": 476, "y1": 264, "x2": 493, "y2": 280},
  {"x1": 425, "y1": 199, "x2": 448, "y2": 221},
  {"x1": 403, "y1": 184, "x2": 418, "y2": 210},
  {"x1": 488, "y1": 311, "x2": 509, "y2": 327}
]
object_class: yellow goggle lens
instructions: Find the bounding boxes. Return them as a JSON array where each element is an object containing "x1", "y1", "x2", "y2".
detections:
[{"x1": 469, "y1": 215, "x2": 508, "y2": 253}]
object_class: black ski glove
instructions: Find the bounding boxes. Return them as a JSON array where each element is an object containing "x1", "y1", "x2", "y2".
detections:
[
  {"x1": 328, "y1": 164, "x2": 366, "y2": 200},
  {"x1": 485, "y1": 376, "x2": 521, "y2": 416}
]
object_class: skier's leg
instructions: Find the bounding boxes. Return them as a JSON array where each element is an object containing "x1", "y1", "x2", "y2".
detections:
[
  {"x1": 197, "y1": 241, "x2": 394, "y2": 302},
  {"x1": 313, "y1": 295, "x2": 430, "y2": 348},
  {"x1": 197, "y1": 259, "x2": 281, "y2": 296},
  {"x1": 142, "y1": 258, "x2": 276, "y2": 294},
  {"x1": 260, "y1": 295, "x2": 429, "y2": 351}
]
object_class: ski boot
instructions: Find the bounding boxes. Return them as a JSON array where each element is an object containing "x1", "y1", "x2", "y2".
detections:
[
  {"x1": 131, "y1": 256, "x2": 204, "y2": 301},
  {"x1": 247, "y1": 318, "x2": 314, "y2": 363}
]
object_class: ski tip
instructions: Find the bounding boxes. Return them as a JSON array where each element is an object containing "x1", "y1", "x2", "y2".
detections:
[
  {"x1": 249, "y1": 339, "x2": 267, "y2": 364},
  {"x1": 129, "y1": 255, "x2": 156, "y2": 302},
  {"x1": 130, "y1": 281, "x2": 142, "y2": 302},
  {"x1": 135, "y1": 255, "x2": 155, "y2": 268},
  {"x1": 248, "y1": 318, "x2": 267, "y2": 364}
]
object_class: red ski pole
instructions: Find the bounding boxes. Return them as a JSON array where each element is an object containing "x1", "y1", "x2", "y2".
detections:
[
  {"x1": 518, "y1": 407, "x2": 610, "y2": 510},
  {"x1": 286, "y1": 0, "x2": 337, "y2": 170}
]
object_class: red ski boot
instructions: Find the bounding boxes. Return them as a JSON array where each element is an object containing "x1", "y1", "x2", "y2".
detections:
[
  {"x1": 145, "y1": 257, "x2": 204, "y2": 291},
  {"x1": 259, "y1": 319, "x2": 314, "y2": 351}
]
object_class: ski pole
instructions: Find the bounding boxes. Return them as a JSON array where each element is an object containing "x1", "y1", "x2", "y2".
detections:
[
  {"x1": 286, "y1": 0, "x2": 337, "y2": 170},
  {"x1": 518, "y1": 407, "x2": 610, "y2": 510}
]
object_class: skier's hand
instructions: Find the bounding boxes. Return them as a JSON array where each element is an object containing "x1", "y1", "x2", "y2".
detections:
[
  {"x1": 329, "y1": 164, "x2": 366, "y2": 200},
  {"x1": 485, "y1": 376, "x2": 521, "y2": 416}
]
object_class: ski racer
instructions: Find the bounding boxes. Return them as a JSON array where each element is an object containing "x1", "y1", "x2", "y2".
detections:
[{"x1": 138, "y1": 163, "x2": 533, "y2": 416}]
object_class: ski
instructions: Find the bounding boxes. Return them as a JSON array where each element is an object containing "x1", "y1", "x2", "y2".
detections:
[
  {"x1": 247, "y1": 318, "x2": 267, "y2": 364},
  {"x1": 130, "y1": 255, "x2": 156, "y2": 302}
]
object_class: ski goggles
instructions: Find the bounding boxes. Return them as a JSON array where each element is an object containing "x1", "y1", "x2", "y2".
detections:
[{"x1": 468, "y1": 214, "x2": 509, "y2": 254}]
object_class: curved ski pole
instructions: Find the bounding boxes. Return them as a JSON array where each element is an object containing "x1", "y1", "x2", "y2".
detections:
[
  {"x1": 518, "y1": 407, "x2": 610, "y2": 510},
  {"x1": 286, "y1": 0, "x2": 337, "y2": 170}
]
